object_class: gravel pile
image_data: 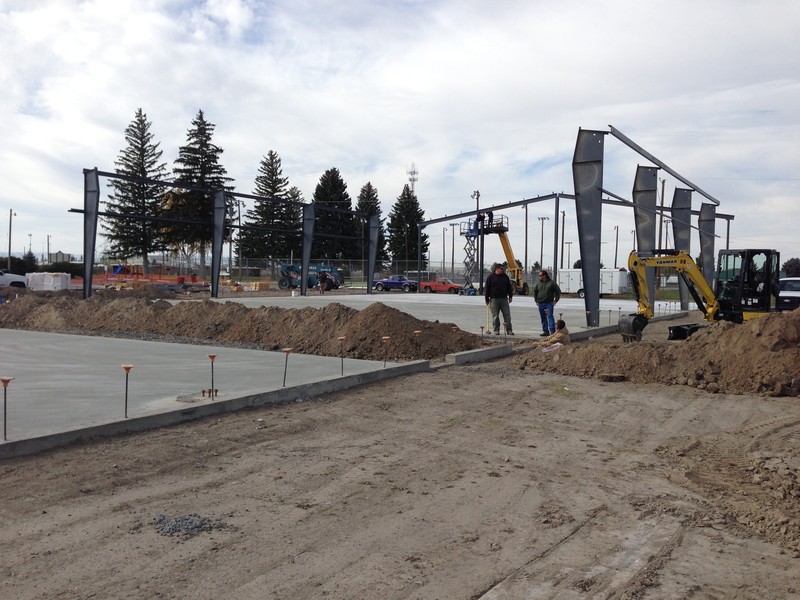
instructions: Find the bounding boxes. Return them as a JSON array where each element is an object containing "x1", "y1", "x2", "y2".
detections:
[{"x1": 153, "y1": 513, "x2": 211, "y2": 537}]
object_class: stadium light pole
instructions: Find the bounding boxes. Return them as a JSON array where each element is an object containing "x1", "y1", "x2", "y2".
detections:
[
  {"x1": 538, "y1": 216, "x2": 549, "y2": 269},
  {"x1": 7, "y1": 209, "x2": 15, "y2": 271},
  {"x1": 442, "y1": 227, "x2": 446, "y2": 277},
  {"x1": 449, "y1": 223, "x2": 458, "y2": 279}
]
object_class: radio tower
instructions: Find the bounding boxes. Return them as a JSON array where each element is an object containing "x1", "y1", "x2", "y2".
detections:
[{"x1": 407, "y1": 163, "x2": 419, "y2": 193}]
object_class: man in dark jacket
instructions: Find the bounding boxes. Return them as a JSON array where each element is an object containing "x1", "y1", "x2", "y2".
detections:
[
  {"x1": 532, "y1": 269, "x2": 561, "y2": 336},
  {"x1": 484, "y1": 263, "x2": 514, "y2": 335}
]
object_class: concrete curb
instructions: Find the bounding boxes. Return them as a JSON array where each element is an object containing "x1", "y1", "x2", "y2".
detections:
[
  {"x1": 0, "y1": 360, "x2": 430, "y2": 460},
  {"x1": 446, "y1": 344, "x2": 513, "y2": 365}
]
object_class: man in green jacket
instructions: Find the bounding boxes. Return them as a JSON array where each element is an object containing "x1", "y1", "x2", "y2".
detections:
[{"x1": 532, "y1": 269, "x2": 561, "y2": 336}]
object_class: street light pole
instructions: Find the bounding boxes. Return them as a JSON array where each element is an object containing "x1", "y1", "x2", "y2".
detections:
[
  {"x1": 565, "y1": 241, "x2": 573, "y2": 268},
  {"x1": 537, "y1": 216, "x2": 549, "y2": 269},
  {"x1": 614, "y1": 225, "x2": 619, "y2": 269},
  {"x1": 449, "y1": 222, "x2": 458, "y2": 279},
  {"x1": 524, "y1": 204, "x2": 529, "y2": 285},
  {"x1": 7, "y1": 209, "x2": 15, "y2": 271},
  {"x1": 442, "y1": 227, "x2": 446, "y2": 277}
]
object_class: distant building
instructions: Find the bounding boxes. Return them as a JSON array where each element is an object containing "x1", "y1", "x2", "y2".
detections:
[{"x1": 49, "y1": 251, "x2": 72, "y2": 263}]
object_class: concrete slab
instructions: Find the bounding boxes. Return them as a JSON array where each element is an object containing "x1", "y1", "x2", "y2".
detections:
[
  {"x1": 0, "y1": 292, "x2": 687, "y2": 458},
  {"x1": 0, "y1": 329, "x2": 400, "y2": 445}
]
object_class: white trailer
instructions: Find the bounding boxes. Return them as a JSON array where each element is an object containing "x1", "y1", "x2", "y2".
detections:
[{"x1": 556, "y1": 269, "x2": 629, "y2": 298}]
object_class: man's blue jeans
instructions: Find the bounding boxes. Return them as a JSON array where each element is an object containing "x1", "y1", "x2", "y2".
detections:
[{"x1": 538, "y1": 302, "x2": 555, "y2": 334}]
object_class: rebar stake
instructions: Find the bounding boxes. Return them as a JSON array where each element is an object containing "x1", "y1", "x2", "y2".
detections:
[
  {"x1": 282, "y1": 348, "x2": 293, "y2": 386},
  {"x1": 413, "y1": 330, "x2": 422, "y2": 360},
  {"x1": 1, "y1": 376, "x2": 14, "y2": 441},
  {"x1": 121, "y1": 364, "x2": 134, "y2": 418},
  {"x1": 382, "y1": 336, "x2": 390, "y2": 367},
  {"x1": 338, "y1": 336, "x2": 345, "y2": 376},
  {"x1": 208, "y1": 354, "x2": 217, "y2": 398}
]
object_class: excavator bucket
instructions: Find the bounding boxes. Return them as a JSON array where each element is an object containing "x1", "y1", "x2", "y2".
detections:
[{"x1": 618, "y1": 314, "x2": 648, "y2": 342}]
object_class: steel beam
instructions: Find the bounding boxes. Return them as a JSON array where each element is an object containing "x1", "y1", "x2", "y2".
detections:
[
  {"x1": 571, "y1": 129, "x2": 606, "y2": 327},
  {"x1": 671, "y1": 188, "x2": 693, "y2": 308},
  {"x1": 609, "y1": 125, "x2": 721, "y2": 206},
  {"x1": 633, "y1": 165, "x2": 659, "y2": 305},
  {"x1": 82, "y1": 168, "x2": 101, "y2": 299},
  {"x1": 698, "y1": 203, "x2": 717, "y2": 286}
]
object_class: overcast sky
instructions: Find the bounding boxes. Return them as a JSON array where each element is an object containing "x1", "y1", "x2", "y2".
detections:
[{"x1": 2, "y1": 0, "x2": 799, "y2": 270}]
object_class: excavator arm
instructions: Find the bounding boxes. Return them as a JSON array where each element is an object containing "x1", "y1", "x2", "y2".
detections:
[{"x1": 619, "y1": 250, "x2": 719, "y2": 341}]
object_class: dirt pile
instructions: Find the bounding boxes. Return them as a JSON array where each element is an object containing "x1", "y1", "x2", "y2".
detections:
[
  {"x1": 515, "y1": 309, "x2": 800, "y2": 396},
  {"x1": 0, "y1": 292, "x2": 482, "y2": 361},
  {"x1": 1, "y1": 290, "x2": 798, "y2": 395}
]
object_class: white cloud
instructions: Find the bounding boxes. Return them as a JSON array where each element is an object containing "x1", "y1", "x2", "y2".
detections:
[{"x1": 0, "y1": 0, "x2": 798, "y2": 265}]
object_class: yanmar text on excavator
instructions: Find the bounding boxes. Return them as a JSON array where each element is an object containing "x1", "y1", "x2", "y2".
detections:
[{"x1": 619, "y1": 248, "x2": 780, "y2": 342}]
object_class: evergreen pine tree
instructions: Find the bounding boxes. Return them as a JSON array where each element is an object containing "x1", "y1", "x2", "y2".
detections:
[
  {"x1": 22, "y1": 249, "x2": 38, "y2": 274},
  {"x1": 355, "y1": 182, "x2": 389, "y2": 270},
  {"x1": 311, "y1": 168, "x2": 357, "y2": 261},
  {"x1": 238, "y1": 151, "x2": 288, "y2": 262},
  {"x1": 103, "y1": 108, "x2": 169, "y2": 273},
  {"x1": 387, "y1": 184, "x2": 428, "y2": 272},
  {"x1": 283, "y1": 186, "x2": 304, "y2": 259},
  {"x1": 163, "y1": 110, "x2": 234, "y2": 274}
]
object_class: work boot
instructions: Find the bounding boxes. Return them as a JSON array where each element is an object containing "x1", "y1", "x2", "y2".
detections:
[{"x1": 539, "y1": 332, "x2": 548, "y2": 337}]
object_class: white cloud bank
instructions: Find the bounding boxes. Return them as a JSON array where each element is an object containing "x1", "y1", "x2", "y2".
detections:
[{"x1": 1, "y1": 0, "x2": 798, "y2": 266}]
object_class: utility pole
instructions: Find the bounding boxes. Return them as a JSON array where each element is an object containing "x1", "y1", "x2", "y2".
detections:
[
  {"x1": 524, "y1": 204, "x2": 529, "y2": 285},
  {"x1": 7, "y1": 209, "x2": 15, "y2": 271},
  {"x1": 442, "y1": 227, "x2": 446, "y2": 277},
  {"x1": 538, "y1": 216, "x2": 549, "y2": 269},
  {"x1": 450, "y1": 222, "x2": 458, "y2": 280},
  {"x1": 613, "y1": 225, "x2": 619, "y2": 269},
  {"x1": 657, "y1": 178, "x2": 665, "y2": 250},
  {"x1": 559, "y1": 210, "x2": 565, "y2": 269}
]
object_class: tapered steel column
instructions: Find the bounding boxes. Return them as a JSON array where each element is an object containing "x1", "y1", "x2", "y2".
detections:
[
  {"x1": 301, "y1": 204, "x2": 315, "y2": 296},
  {"x1": 211, "y1": 191, "x2": 226, "y2": 298},
  {"x1": 571, "y1": 129, "x2": 606, "y2": 326},
  {"x1": 698, "y1": 203, "x2": 717, "y2": 286},
  {"x1": 82, "y1": 168, "x2": 101, "y2": 299},
  {"x1": 671, "y1": 188, "x2": 693, "y2": 309},
  {"x1": 633, "y1": 165, "x2": 659, "y2": 304}
]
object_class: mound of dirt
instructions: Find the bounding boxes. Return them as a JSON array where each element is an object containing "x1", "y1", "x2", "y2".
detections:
[
  {"x1": 514, "y1": 309, "x2": 800, "y2": 396},
  {"x1": 2, "y1": 290, "x2": 798, "y2": 396},
  {"x1": 0, "y1": 293, "x2": 482, "y2": 361}
]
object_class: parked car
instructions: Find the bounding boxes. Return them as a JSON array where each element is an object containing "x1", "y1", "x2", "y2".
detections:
[
  {"x1": 372, "y1": 275, "x2": 417, "y2": 292},
  {"x1": 777, "y1": 277, "x2": 800, "y2": 311},
  {"x1": 0, "y1": 269, "x2": 27, "y2": 288},
  {"x1": 419, "y1": 277, "x2": 463, "y2": 294}
]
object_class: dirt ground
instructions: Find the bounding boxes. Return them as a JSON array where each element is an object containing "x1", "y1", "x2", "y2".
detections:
[{"x1": 1, "y1": 291, "x2": 799, "y2": 599}]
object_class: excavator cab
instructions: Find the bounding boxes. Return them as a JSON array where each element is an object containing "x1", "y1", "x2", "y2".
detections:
[{"x1": 714, "y1": 249, "x2": 780, "y2": 322}]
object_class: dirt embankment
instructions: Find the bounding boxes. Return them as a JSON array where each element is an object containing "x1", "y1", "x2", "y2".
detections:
[
  {"x1": 0, "y1": 290, "x2": 481, "y2": 361},
  {"x1": 1, "y1": 289, "x2": 798, "y2": 396},
  {"x1": 514, "y1": 309, "x2": 800, "y2": 397}
]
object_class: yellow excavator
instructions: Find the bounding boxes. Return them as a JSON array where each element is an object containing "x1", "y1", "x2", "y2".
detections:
[
  {"x1": 483, "y1": 212, "x2": 529, "y2": 295},
  {"x1": 619, "y1": 248, "x2": 780, "y2": 341}
]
